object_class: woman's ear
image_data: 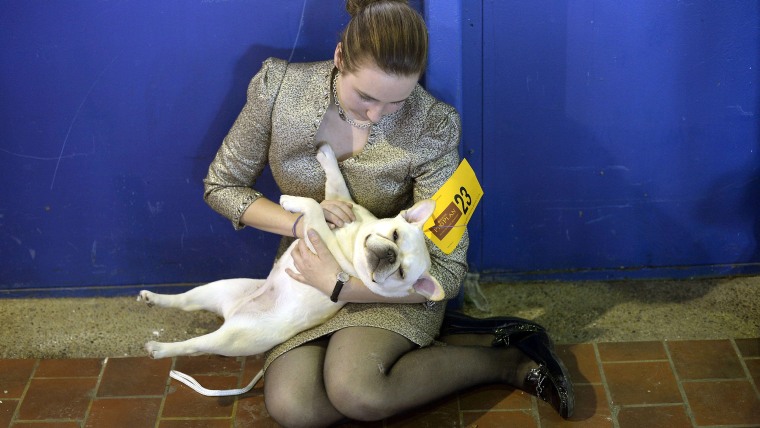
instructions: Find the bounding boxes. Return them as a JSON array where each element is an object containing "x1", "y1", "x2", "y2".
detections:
[{"x1": 334, "y1": 43, "x2": 343, "y2": 71}]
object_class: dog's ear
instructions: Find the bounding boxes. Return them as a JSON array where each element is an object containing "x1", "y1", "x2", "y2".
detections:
[
  {"x1": 402, "y1": 199, "x2": 436, "y2": 228},
  {"x1": 412, "y1": 272, "x2": 445, "y2": 301}
]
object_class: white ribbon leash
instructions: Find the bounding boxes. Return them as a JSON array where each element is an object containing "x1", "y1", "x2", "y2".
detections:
[{"x1": 169, "y1": 368, "x2": 264, "y2": 397}]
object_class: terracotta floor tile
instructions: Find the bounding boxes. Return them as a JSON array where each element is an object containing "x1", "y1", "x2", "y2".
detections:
[
  {"x1": 541, "y1": 412, "x2": 614, "y2": 428},
  {"x1": 85, "y1": 397, "x2": 162, "y2": 428},
  {"x1": 386, "y1": 394, "x2": 458, "y2": 427},
  {"x1": 462, "y1": 410, "x2": 537, "y2": 428},
  {"x1": 385, "y1": 410, "x2": 458, "y2": 428},
  {"x1": 745, "y1": 358, "x2": 760, "y2": 384},
  {"x1": 237, "y1": 385, "x2": 266, "y2": 401},
  {"x1": 241, "y1": 354, "x2": 266, "y2": 388},
  {"x1": 174, "y1": 355, "x2": 243, "y2": 376},
  {"x1": 0, "y1": 359, "x2": 36, "y2": 398},
  {"x1": 557, "y1": 344, "x2": 601, "y2": 384},
  {"x1": 458, "y1": 384, "x2": 531, "y2": 411},
  {"x1": 159, "y1": 419, "x2": 233, "y2": 428},
  {"x1": 538, "y1": 384, "x2": 612, "y2": 427},
  {"x1": 335, "y1": 419, "x2": 383, "y2": 427},
  {"x1": 162, "y1": 375, "x2": 238, "y2": 418},
  {"x1": 597, "y1": 341, "x2": 667, "y2": 362},
  {"x1": 616, "y1": 405, "x2": 692, "y2": 428},
  {"x1": 603, "y1": 361, "x2": 681, "y2": 405},
  {"x1": 736, "y1": 337, "x2": 760, "y2": 358},
  {"x1": 17, "y1": 377, "x2": 97, "y2": 420},
  {"x1": 235, "y1": 394, "x2": 281, "y2": 428},
  {"x1": 97, "y1": 356, "x2": 172, "y2": 397},
  {"x1": 35, "y1": 358, "x2": 103, "y2": 377},
  {"x1": 0, "y1": 399, "x2": 18, "y2": 427},
  {"x1": 667, "y1": 339, "x2": 745, "y2": 380},
  {"x1": 683, "y1": 380, "x2": 760, "y2": 426}
]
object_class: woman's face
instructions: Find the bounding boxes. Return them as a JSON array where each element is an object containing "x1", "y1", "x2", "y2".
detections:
[{"x1": 337, "y1": 62, "x2": 419, "y2": 125}]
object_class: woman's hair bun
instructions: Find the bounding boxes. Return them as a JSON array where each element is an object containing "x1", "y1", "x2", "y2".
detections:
[
  {"x1": 340, "y1": 0, "x2": 426, "y2": 75},
  {"x1": 345, "y1": 0, "x2": 408, "y2": 17}
]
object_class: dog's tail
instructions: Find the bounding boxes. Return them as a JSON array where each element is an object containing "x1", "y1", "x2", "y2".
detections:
[{"x1": 169, "y1": 369, "x2": 264, "y2": 396}]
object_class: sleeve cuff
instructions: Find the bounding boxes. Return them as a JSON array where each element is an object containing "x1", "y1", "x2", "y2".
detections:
[{"x1": 231, "y1": 190, "x2": 263, "y2": 230}]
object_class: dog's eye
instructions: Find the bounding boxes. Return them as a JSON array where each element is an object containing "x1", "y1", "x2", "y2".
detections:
[{"x1": 392, "y1": 230, "x2": 399, "y2": 241}]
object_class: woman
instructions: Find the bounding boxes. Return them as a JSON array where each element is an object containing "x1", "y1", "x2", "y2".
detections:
[{"x1": 204, "y1": 0, "x2": 574, "y2": 425}]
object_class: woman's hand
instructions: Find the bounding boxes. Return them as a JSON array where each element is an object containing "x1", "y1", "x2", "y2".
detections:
[
  {"x1": 320, "y1": 199, "x2": 355, "y2": 229},
  {"x1": 286, "y1": 229, "x2": 340, "y2": 294}
]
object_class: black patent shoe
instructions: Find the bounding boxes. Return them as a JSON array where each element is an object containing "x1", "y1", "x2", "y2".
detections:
[
  {"x1": 440, "y1": 311, "x2": 546, "y2": 347},
  {"x1": 516, "y1": 331, "x2": 575, "y2": 419}
]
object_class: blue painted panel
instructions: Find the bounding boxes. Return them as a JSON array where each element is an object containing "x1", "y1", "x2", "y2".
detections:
[
  {"x1": 480, "y1": 1, "x2": 759, "y2": 277},
  {"x1": 3, "y1": 0, "x2": 757, "y2": 295},
  {"x1": 459, "y1": 0, "x2": 485, "y2": 272},
  {"x1": 1, "y1": 1, "x2": 349, "y2": 293}
]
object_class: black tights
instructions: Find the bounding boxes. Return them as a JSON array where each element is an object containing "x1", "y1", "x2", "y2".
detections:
[{"x1": 264, "y1": 326, "x2": 535, "y2": 428}]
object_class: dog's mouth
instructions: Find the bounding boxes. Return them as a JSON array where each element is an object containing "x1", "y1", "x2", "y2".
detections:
[{"x1": 364, "y1": 235, "x2": 400, "y2": 283}]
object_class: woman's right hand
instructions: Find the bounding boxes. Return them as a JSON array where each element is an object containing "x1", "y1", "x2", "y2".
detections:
[{"x1": 320, "y1": 199, "x2": 355, "y2": 229}]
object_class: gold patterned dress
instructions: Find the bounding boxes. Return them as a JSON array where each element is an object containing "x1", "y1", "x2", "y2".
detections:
[{"x1": 203, "y1": 58, "x2": 469, "y2": 369}]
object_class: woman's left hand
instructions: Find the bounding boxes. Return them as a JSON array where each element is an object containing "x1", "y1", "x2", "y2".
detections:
[
  {"x1": 320, "y1": 199, "x2": 355, "y2": 229},
  {"x1": 286, "y1": 229, "x2": 340, "y2": 294}
]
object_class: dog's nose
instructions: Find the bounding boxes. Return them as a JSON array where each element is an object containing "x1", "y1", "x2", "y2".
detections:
[{"x1": 385, "y1": 249, "x2": 396, "y2": 264}]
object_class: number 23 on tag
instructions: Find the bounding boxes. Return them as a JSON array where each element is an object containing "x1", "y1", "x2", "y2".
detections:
[{"x1": 423, "y1": 159, "x2": 484, "y2": 254}]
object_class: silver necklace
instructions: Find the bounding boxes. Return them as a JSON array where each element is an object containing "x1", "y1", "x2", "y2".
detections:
[{"x1": 332, "y1": 73, "x2": 373, "y2": 130}]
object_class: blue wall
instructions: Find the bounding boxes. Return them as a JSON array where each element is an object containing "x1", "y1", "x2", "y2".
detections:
[
  {"x1": 1, "y1": 1, "x2": 758, "y2": 296},
  {"x1": 473, "y1": 1, "x2": 759, "y2": 280},
  {"x1": 1, "y1": 0, "x2": 351, "y2": 295}
]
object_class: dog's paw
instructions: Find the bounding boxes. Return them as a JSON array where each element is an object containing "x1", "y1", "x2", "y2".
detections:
[
  {"x1": 316, "y1": 143, "x2": 335, "y2": 163},
  {"x1": 137, "y1": 290, "x2": 155, "y2": 307},
  {"x1": 145, "y1": 341, "x2": 166, "y2": 359},
  {"x1": 281, "y1": 195, "x2": 320, "y2": 216},
  {"x1": 316, "y1": 144, "x2": 328, "y2": 163},
  {"x1": 279, "y1": 195, "x2": 299, "y2": 213}
]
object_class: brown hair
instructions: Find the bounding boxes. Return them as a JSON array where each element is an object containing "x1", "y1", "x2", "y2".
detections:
[{"x1": 340, "y1": 0, "x2": 428, "y2": 76}]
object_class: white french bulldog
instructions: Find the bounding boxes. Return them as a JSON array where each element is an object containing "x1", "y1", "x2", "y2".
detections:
[{"x1": 137, "y1": 144, "x2": 444, "y2": 359}]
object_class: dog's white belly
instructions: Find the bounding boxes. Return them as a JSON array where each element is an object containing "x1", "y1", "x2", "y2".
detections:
[
  {"x1": 263, "y1": 269, "x2": 342, "y2": 336},
  {"x1": 226, "y1": 245, "x2": 344, "y2": 349}
]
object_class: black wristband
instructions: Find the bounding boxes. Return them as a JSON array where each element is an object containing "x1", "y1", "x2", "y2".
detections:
[
  {"x1": 331, "y1": 271, "x2": 349, "y2": 302},
  {"x1": 330, "y1": 280, "x2": 345, "y2": 303}
]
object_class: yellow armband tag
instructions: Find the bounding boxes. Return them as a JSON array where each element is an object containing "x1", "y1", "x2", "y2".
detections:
[{"x1": 423, "y1": 159, "x2": 484, "y2": 254}]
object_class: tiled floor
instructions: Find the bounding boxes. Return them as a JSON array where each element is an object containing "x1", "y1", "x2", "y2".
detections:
[{"x1": 1, "y1": 338, "x2": 758, "y2": 427}]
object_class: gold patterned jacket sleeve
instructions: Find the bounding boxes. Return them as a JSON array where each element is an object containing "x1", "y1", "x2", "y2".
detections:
[
  {"x1": 412, "y1": 101, "x2": 469, "y2": 301},
  {"x1": 203, "y1": 58, "x2": 288, "y2": 229}
]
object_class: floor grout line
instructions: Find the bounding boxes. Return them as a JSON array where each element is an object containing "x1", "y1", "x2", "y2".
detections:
[
  {"x1": 663, "y1": 340, "x2": 699, "y2": 428},
  {"x1": 80, "y1": 356, "x2": 108, "y2": 427},
  {"x1": 593, "y1": 342, "x2": 620, "y2": 428},
  {"x1": 599, "y1": 359, "x2": 670, "y2": 364},
  {"x1": 617, "y1": 403, "x2": 689, "y2": 408},
  {"x1": 454, "y1": 390, "x2": 462, "y2": 428},
  {"x1": 12, "y1": 418, "x2": 82, "y2": 424},
  {"x1": 159, "y1": 416, "x2": 234, "y2": 420},
  {"x1": 529, "y1": 390, "x2": 540, "y2": 427},
  {"x1": 679, "y1": 378, "x2": 753, "y2": 383},
  {"x1": 231, "y1": 356, "x2": 245, "y2": 428},
  {"x1": 154, "y1": 357, "x2": 176, "y2": 428},
  {"x1": 732, "y1": 338, "x2": 760, "y2": 402},
  {"x1": 9, "y1": 359, "x2": 40, "y2": 426}
]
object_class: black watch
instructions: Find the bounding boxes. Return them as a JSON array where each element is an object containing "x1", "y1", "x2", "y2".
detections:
[{"x1": 330, "y1": 271, "x2": 350, "y2": 302}]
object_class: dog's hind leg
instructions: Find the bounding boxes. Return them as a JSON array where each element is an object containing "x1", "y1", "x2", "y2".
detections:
[
  {"x1": 138, "y1": 278, "x2": 266, "y2": 317},
  {"x1": 145, "y1": 321, "x2": 271, "y2": 358}
]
